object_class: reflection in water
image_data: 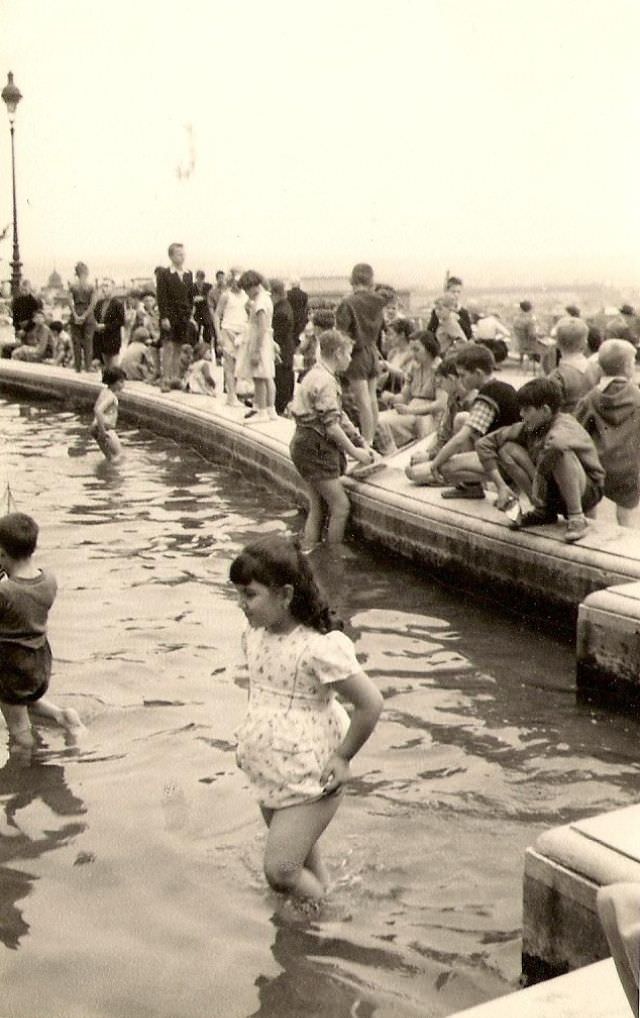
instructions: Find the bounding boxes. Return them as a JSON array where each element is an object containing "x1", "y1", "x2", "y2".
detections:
[
  {"x1": 0, "y1": 740, "x2": 86, "y2": 950},
  {"x1": 0, "y1": 396, "x2": 638, "y2": 1018}
]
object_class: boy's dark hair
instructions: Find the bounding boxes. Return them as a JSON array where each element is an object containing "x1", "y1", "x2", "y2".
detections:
[
  {"x1": 350, "y1": 263, "x2": 374, "y2": 287},
  {"x1": 388, "y1": 318, "x2": 413, "y2": 340},
  {"x1": 517, "y1": 377, "x2": 562, "y2": 414},
  {"x1": 229, "y1": 534, "x2": 341, "y2": 634},
  {"x1": 446, "y1": 276, "x2": 463, "y2": 289},
  {"x1": 412, "y1": 330, "x2": 440, "y2": 359},
  {"x1": 49, "y1": 321, "x2": 64, "y2": 334},
  {"x1": 0, "y1": 512, "x2": 39, "y2": 559},
  {"x1": 216, "y1": 270, "x2": 225, "y2": 280},
  {"x1": 167, "y1": 243, "x2": 183, "y2": 258},
  {"x1": 435, "y1": 357, "x2": 459, "y2": 378},
  {"x1": 311, "y1": 308, "x2": 335, "y2": 330},
  {"x1": 238, "y1": 270, "x2": 264, "y2": 291},
  {"x1": 102, "y1": 366, "x2": 127, "y2": 387},
  {"x1": 455, "y1": 343, "x2": 494, "y2": 374},
  {"x1": 565, "y1": 304, "x2": 581, "y2": 318},
  {"x1": 519, "y1": 300, "x2": 532, "y2": 312}
]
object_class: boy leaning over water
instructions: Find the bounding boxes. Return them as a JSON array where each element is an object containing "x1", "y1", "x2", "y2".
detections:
[
  {"x1": 476, "y1": 377, "x2": 604, "y2": 543},
  {"x1": 0, "y1": 513, "x2": 84, "y2": 750}
]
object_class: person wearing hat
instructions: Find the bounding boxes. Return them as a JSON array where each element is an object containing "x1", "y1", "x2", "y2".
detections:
[{"x1": 120, "y1": 326, "x2": 156, "y2": 381}]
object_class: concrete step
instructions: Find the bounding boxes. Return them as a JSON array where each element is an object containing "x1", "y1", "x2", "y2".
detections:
[{"x1": 450, "y1": 958, "x2": 630, "y2": 1017}]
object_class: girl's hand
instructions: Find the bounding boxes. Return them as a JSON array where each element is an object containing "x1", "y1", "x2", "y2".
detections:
[
  {"x1": 395, "y1": 403, "x2": 411, "y2": 415},
  {"x1": 320, "y1": 753, "x2": 350, "y2": 795}
]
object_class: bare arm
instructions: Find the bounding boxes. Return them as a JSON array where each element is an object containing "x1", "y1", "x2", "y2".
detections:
[
  {"x1": 326, "y1": 421, "x2": 372, "y2": 463},
  {"x1": 320, "y1": 671, "x2": 383, "y2": 793},
  {"x1": 431, "y1": 423, "x2": 475, "y2": 471}
]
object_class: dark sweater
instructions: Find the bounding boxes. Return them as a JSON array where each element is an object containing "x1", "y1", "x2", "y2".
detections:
[{"x1": 476, "y1": 379, "x2": 521, "y2": 432}]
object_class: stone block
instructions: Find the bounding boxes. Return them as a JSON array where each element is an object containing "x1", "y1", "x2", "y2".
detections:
[
  {"x1": 523, "y1": 805, "x2": 640, "y2": 982},
  {"x1": 449, "y1": 959, "x2": 629, "y2": 1018},
  {"x1": 577, "y1": 583, "x2": 640, "y2": 701}
]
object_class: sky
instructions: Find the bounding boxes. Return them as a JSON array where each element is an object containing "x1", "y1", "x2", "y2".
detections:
[{"x1": 1, "y1": 0, "x2": 640, "y2": 290}]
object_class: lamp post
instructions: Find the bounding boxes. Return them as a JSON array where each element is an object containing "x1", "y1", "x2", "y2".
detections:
[{"x1": 1, "y1": 72, "x2": 23, "y2": 296}]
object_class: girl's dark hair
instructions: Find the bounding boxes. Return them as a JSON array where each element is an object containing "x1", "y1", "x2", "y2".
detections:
[
  {"x1": 412, "y1": 329, "x2": 440, "y2": 359},
  {"x1": 388, "y1": 318, "x2": 413, "y2": 340},
  {"x1": 229, "y1": 535, "x2": 341, "y2": 634}
]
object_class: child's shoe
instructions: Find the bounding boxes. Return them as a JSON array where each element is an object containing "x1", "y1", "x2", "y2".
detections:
[
  {"x1": 245, "y1": 410, "x2": 269, "y2": 425},
  {"x1": 564, "y1": 515, "x2": 589, "y2": 543},
  {"x1": 441, "y1": 483, "x2": 485, "y2": 500},
  {"x1": 509, "y1": 508, "x2": 557, "y2": 530}
]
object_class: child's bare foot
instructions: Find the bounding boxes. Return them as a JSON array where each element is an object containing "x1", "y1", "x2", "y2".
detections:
[{"x1": 62, "y1": 708, "x2": 86, "y2": 740}]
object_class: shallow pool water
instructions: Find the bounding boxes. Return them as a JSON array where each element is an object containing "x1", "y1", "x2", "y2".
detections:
[{"x1": 0, "y1": 396, "x2": 638, "y2": 1018}]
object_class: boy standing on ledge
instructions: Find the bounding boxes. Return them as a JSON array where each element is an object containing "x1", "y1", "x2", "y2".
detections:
[{"x1": 335, "y1": 264, "x2": 388, "y2": 444}]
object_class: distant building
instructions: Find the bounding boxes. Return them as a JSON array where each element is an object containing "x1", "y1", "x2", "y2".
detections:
[{"x1": 301, "y1": 275, "x2": 411, "y2": 308}]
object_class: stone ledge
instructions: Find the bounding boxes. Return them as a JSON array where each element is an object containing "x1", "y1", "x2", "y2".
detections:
[
  {"x1": 523, "y1": 806, "x2": 640, "y2": 979},
  {"x1": 450, "y1": 959, "x2": 629, "y2": 1018},
  {"x1": 2, "y1": 361, "x2": 640, "y2": 619},
  {"x1": 577, "y1": 584, "x2": 640, "y2": 701}
]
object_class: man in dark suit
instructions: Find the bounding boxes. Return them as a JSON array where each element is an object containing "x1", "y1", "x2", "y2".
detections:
[
  {"x1": 155, "y1": 243, "x2": 194, "y2": 390},
  {"x1": 193, "y1": 270, "x2": 215, "y2": 351},
  {"x1": 286, "y1": 277, "x2": 308, "y2": 347}
]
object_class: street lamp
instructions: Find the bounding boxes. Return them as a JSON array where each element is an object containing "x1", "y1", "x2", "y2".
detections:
[{"x1": 1, "y1": 71, "x2": 23, "y2": 296}]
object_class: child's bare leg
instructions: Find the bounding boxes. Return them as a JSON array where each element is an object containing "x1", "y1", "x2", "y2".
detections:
[
  {"x1": 616, "y1": 505, "x2": 639, "y2": 528},
  {"x1": 302, "y1": 482, "x2": 325, "y2": 549},
  {"x1": 223, "y1": 354, "x2": 238, "y2": 403},
  {"x1": 350, "y1": 380, "x2": 374, "y2": 444},
  {"x1": 0, "y1": 703, "x2": 34, "y2": 749},
  {"x1": 29, "y1": 698, "x2": 85, "y2": 735},
  {"x1": 367, "y1": 378, "x2": 379, "y2": 436},
  {"x1": 497, "y1": 442, "x2": 535, "y2": 498},
  {"x1": 304, "y1": 841, "x2": 329, "y2": 888},
  {"x1": 551, "y1": 451, "x2": 587, "y2": 515},
  {"x1": 263, "y1": 795, "x2": 342, "y2": 899},
  {"x1": 265, "y1": 378, "x2": 276, "y2": 409},
  {"x1": 315, "y1": 478, "x2": 351, "y2": 544},
  {"x1": 253, "y1": 378, "x2": 267, "y2": 411}
]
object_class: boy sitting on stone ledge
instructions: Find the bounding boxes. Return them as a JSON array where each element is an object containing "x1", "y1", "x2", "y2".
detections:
[
  {"x1": 406, "y1": 344, "x2": 520, "y2": 499},
  {"x1": 476, "y1": 377, "x2": 605, "y2": 543}
]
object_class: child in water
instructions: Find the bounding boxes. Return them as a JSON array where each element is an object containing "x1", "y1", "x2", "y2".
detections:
[
  {"x1": 230, "y1": 535, "x2": 383, "y2": 901},
  {"x1": 0, "y1": 512, "x2": 84, "y2": 750},
  {"x1": 91, "y1": 366, "x2": 126, "y2": 460}
]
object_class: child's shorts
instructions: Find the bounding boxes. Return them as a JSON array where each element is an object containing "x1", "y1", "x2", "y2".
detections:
[
  {"x1": 290, "y1": 427, "x2": 346, "y2": 482},
  {"x1": 0, "y1": 640, "x2": 52, "y2": 705},
  {"x1": 343, "y1": 344, "x2": 380, "y2": 382}
]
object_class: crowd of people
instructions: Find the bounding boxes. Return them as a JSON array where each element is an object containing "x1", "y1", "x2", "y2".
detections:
[{"x1": 4, "y1": 250, "x2": 640, "y2": 541}]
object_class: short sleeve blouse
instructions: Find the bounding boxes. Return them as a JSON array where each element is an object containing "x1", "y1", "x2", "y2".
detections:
[{"x1": 308, "y1": 630, "x2": 362, "y2": 685}]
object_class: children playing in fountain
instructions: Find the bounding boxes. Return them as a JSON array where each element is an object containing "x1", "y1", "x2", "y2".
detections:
[
  {"x1": 0, "y1": 512, "x2": 84, "y2": 750},
  {"x1": 91, "y1": 366, "x2": 126, "y2": 461},
  {"x1": 230, "y1": 535, "x2": 382, "y2": 902},
  {"x1": 476, "y1": 377, "x2": 604, "y2": 543},
  {"x1": 289, "y1": 330, "x2": 376, "y2": 549}
]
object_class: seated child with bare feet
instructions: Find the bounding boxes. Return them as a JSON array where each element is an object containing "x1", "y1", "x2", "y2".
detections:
[
  {"x1": 91, "y1": 366, "x2": 126, "y2": 461},
  {"x1": 0, "y1": 513, "x2": 84, "y2": 750},
  {"x1": 184, "y1": 341, "x2": 217, "y2": 395}
]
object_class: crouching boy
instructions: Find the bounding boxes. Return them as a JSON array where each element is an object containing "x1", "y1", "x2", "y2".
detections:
[{"x1": 476, "y1": 378, "x2": 605, "y2": 543}]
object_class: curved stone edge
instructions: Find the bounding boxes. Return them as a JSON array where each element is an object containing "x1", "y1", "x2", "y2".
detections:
[{"x1": 1, "y1": 362, "x2": 640, "y2": 620}]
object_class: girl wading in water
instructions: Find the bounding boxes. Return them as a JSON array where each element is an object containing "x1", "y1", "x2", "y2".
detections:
[{"x1": 230, "y1": 535, "x2": 382, "y2": 901}]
